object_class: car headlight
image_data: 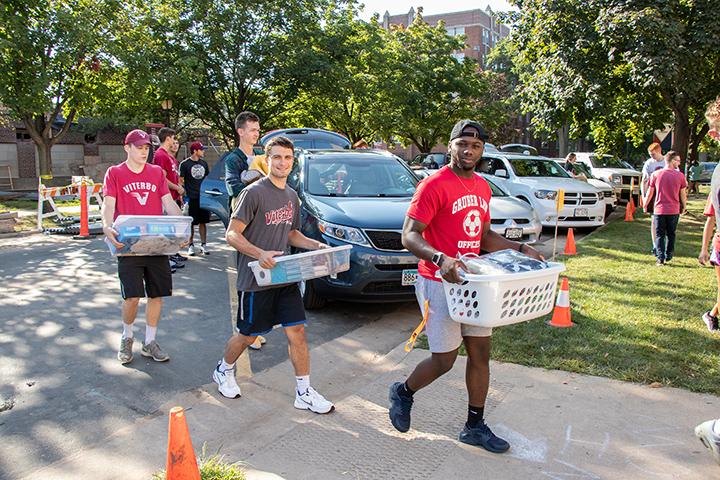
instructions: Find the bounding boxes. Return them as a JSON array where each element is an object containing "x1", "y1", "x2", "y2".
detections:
[
  {"x1": 534, "y1": 189, "x2": 557, "y2": 200},
  {"x1": 318, "y1": 220, "x2": 370, "y2": 247},
  {"x1": 607, "y1": 174, "x2": 621, "y2": 185}
]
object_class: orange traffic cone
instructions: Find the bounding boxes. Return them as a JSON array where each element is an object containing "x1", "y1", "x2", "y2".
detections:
[
  {"x1": 563, "y1": 228, "x2": 576, "y2": 255},
  {"x1": 73, "y1": 178, "x2": 91, "y2": 239},
  {"x1": 166, "y1": 407, "x2": 201, "y2": 480},
  {"x1": 547, "y1": 277, "x2": 575, "y2": 328},
  {"x1": 624, "y1": 199, "x2": 635, "y2": 222}
]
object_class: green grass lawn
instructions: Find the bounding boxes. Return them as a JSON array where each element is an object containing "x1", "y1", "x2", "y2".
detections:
[{"x1": 420, "y1": 194, "x2": 720, "y2": 395}]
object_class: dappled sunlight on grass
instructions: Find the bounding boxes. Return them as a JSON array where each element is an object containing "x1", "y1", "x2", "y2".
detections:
[{"x1": 486, "y1": 198, "x2": 720, "y2": 394}]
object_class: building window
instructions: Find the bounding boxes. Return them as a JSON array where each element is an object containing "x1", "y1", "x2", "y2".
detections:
[
  {"x1": 446, "y1": 26, "x2": 465, "y2": 37},
  {"x1": 482, "y1": 29, "x2": 489, "y2": 46}
]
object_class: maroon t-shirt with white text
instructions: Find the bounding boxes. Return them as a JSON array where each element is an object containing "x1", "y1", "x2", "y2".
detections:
[{"x1": 103, "y1": 162, "x2": 170, "y2": 219}]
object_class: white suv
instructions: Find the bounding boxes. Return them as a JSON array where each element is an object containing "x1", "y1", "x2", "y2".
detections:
[
  {"x1": 572, "y1": 152, "x2": 640, "y2": 203},
  {"x1": 482, "y1": 153, "x2": 606, "y2": 228}
]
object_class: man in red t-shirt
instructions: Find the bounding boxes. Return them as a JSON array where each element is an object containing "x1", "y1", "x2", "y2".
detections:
[
  {"x1": 388, "y1": 120, "x2": 543, "y2": 453},
  {"x1": 153, "y1": 127, "x2": 186, "y2": 268},
  {"x1": 644, "y1": 150, "x2": 687, "y2": 265},
  {"x1": 102, "y1": 129, "x2": 183, "y2": 365}
]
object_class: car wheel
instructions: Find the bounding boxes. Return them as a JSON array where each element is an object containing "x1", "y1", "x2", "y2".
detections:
[{"x1": 299, "y1": 279, "x2": 326, "y2": 310}]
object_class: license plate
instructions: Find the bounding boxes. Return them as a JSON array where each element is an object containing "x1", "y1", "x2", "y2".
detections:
[
  {"x1": 402, "y1": 269, "x2": 418, "y2": 286},
  {"x1": 574, "y1": 208, "x2": 588, "y2": 217},
  {"x1": 505, "y1": 228, "x2": 523, "y2": 240}
]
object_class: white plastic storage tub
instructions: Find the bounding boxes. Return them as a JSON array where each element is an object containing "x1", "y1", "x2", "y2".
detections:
[
  {"x1": 106, "y1": 215, "x2": 192, "y2": 256},
  {"x1": 249, "y1": 245, "x2": 352, "y2": 287},
  {"x1": 438, "y1": 262, "x2": 566, "y2": 327}
]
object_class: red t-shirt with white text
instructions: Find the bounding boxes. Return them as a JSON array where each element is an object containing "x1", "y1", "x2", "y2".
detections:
[
  {"x1": 406, "y1": 166, "x2": 492, "y2": 281},
  {"x1": 153, "y1": 147, "x2": 181, "y2": 201},
  {"x1": 103, "y1": 162, "x2": 170, "y2": 219}
]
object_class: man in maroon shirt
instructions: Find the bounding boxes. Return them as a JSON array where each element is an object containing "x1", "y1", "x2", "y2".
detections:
[
  {"x1": 388, "y1": 120, "x2": 543, "y2": 453},
  {"x1": 102, "y1": 129, "x2": 183, "y2": 365},
  {"x1": 153, "y1": 127, "x2": 186, "y2": 268},
  {"x1": 643, "y1": 150, "x2": 687, "y2": 265}
]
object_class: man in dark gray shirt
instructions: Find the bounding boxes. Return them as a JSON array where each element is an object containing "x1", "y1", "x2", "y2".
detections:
[{"x1": 212, "y1": 136, "x2": 335, "y2": 414}]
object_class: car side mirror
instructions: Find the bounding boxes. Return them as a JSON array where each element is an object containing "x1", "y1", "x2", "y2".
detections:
[{"x1": 495, "y1": 169, "x2": 509, "y2": 178}]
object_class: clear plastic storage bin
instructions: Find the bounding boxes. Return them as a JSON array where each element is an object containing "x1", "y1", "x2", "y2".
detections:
[
  {"x1": 105, "y1": 215, "x2": 192, "y2": 256},
  {"x1": 249, "y1": 245, "x2": 352, "y2": 287},
  {"x1": 437, "y1": 250, "x2": 566, "y2": 327}
]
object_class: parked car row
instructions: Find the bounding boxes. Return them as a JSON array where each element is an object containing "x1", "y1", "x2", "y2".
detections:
[{"x1": 199, "y1": 127, "x2": 641, "y2": 309}]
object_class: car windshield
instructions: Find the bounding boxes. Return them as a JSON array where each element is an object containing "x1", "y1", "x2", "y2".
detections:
[
  {"x1": 306, "y1": 156, "x2": 418, "y2": 197},
  {"x1": 509, "y1": 159, "x2": 571, "y2": 178},
  {"x1": 589, "y1": 154, "x2": 625, "y2": 168},
  {"x1": 571, "y1": 161, "x2": 595, "y2": 179},
  {"x1": 703, "y1": 163, "x2": 718, "y2": 172},
  {"x1": 482, "y1": 176, "x2": 507, "y2": 196}
]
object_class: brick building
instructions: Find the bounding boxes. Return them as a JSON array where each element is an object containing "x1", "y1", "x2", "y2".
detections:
[
  {"x1": 0, "y1": 122, "x2": 228, "y2": 191},
  {"x1": 382, "y1": 7, "x2": 511, "y2": 67}
]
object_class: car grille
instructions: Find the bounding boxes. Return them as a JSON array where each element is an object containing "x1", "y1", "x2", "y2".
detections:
[
  {"x1": 364, "y1": 230, "x2": 405, "y2": 251},
  {"x1": 563, "y1": 192, "x2": 598, "y2": 206},
  {"x1": 603, "y1": 191, "x2": 613, "y2": 198},
  {"x1": 490, "y1": 219, "x2": 505, "y2": 225},
  {"x1": 514, "y1": 218, "x2": 531, "y2": 224},
  {"x1": 362, "y1": 281, "x2": 415, "y2": 295},
  {"x1": 621, "y1": 175, "x2": 638, "y2": 185},
  {"x1": 558, "y1": 216, "x2": 595, "y2": 221}
]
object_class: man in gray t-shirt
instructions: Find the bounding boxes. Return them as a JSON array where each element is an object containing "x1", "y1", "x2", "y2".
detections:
[
  {"x1": 211, "y1": 136, "x2": 335, "y2": 415},
  {"x1": 233, "y1": 176, "x2": 302, "y2": 292}
]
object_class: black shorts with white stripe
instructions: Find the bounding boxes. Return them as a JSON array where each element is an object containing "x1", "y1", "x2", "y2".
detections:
[{"x1": 235, "y1": 284, "x2": 306, "y2": 336}]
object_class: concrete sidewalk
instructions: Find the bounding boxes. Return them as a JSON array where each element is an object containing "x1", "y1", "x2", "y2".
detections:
[{"x1": 24, "y1": 318, "x2": 720, "y2": 480}]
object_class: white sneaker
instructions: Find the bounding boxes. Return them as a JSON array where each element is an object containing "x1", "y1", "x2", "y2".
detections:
[
  {"x1": 695, "y1": 420, "x2": 720, "y2": 465},
  {"x1": 212, "y1": 362, "x2": 241, "y2": 399},
  {"x1": 294, "y1": 386, "x2": 334, "y2": 414},
  {"x1": 187, "y1": 244, "x2": 196, "y2": 256},
  {"x1": 199, "y1": 244, "x2": 209, "y2": 255}
]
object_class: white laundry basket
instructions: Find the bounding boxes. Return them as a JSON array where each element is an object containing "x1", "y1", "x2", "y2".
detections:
[{"x1": 438, "y1": 262, "x2": 566, "y2": 327}]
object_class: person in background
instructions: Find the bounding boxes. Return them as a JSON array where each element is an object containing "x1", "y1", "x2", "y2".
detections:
[
  {"x1": 179, "y1": 142, "x2": 211, "y2": 255},
  {"x1": 641, "y1": 143, "x2": 666, "y2": 255},
  {"x1": 689, "y1": 161, "x2": 703, "y2": 194},
  {"x1": 643, "y1": 151, "x2": 687, "y2": 265}
]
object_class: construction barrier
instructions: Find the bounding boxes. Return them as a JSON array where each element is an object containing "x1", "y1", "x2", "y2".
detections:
[{"x1": 38, "y1": 176, "x2": 103, "y2": 233}]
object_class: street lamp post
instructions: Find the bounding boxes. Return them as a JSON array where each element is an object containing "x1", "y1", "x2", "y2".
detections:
[{"x1": 160, "y1": 99, "x2": 173, "y2": 127}]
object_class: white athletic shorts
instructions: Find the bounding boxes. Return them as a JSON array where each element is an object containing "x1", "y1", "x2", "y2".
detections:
[{"x1": 415, "y1": 276, "x2": 492, "y2": 353}]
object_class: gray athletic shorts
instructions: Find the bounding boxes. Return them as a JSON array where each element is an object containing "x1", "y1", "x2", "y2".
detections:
[{"x1": 416, "y1": 276, "x2": 492, "y2": 353}]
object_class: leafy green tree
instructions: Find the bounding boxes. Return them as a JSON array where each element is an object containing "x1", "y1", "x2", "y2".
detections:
[
  {"x1": 506, "y1": 0, "x2": 720, "y2": 161},
  {"x1": 378, "y1": 12, "x2": 498, "y2": 152},
  {"x1": 289, "y1": 8, "x2": 390, "y2": 144},
  {"x1": 167, "y1": 0, "x2": 334, "y2": 148},
  {"x1": 0, "y1": 0, "x2": 118, "y2": 177}
]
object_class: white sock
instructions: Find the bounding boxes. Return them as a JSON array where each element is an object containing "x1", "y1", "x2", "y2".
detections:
[
  {"x1": 220, "y1": 359, "x2": 235, "y2": 371},
  {"x1": 296, "y1": 375, "x2": 310, "y2": 395},
  {"x1": 145, "y1": 326, "x2": 157, "y2": 345},
  {"x1": 713, "y1": 420, "x2": 720, "y2": 436},
  {"x1": 122, "y1": 323, "x2": 134, "y2": 339}
]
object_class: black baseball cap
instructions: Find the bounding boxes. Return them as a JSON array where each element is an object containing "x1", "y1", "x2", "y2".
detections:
[{"x1": 450, "y1": 119, "x2": 489, "y2": 141}]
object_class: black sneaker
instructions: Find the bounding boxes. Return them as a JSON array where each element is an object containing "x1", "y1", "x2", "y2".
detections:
[
  {"x1": 459, "y1": 422, "x2": 510, "y2": 453},
  {"x1": 388, "y1": 382, "x2": 413, "y2": 433}
]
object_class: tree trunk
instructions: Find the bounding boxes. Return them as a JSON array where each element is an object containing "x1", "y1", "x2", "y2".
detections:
[
  {"x1": 671, "y1": 106, "x2": 690, "y2": 171},
  {"x1": 556, "y1": 124, "x2": 569, "y2": 158},
  {"x1": 37, "y1": 141, "x2": 53, "y2": 178}
]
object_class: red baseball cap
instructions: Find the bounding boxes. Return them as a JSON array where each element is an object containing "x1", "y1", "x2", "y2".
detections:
[
  {"x1": 124, "y1": 129, "x2": 151, "y2": 147},
  {"x1": 190, "y1": 141, "x2": 207, "y2": 153}
]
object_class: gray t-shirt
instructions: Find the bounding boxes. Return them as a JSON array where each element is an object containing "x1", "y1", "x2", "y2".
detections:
[{"x1": 233, "y1": 177, "x2": 301, "y2": 291}]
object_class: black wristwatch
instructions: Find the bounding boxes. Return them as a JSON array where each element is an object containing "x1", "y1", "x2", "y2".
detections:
[{"x1": 431, "y1": 251, "x2": 445, "y2": 266}]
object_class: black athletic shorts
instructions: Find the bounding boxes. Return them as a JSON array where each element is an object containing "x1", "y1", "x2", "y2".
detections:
[
  {"x1": 236, "y1": 284, "x2": 306, "y2": 336},
  {"x1": 188, "y1": 197, "x2": 210, "y2": 225},
  {"x1": 117, "y1": 255, "x2": 172, "y2": 299}
]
